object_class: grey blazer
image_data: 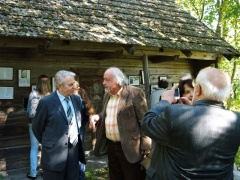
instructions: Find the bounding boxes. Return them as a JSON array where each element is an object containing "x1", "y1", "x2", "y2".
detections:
[
  {"x1": 94, "y1": 85, "x2": 152, "y2": 163},
  {"x1": 32, "y1": 91, "x2": 86, "y2": 171},
  {"x1": 142, "y1": 99, "x2": 240, "y2": 179}
]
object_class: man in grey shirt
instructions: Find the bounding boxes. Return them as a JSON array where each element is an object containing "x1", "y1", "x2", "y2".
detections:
[{"x1": 150, "y1": 78, "x2": 168, "y2": 108}]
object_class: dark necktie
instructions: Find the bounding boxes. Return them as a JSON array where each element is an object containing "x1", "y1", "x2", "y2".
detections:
[{"x1": 65, "y1": 97, "x2": 78, "y2": 146}]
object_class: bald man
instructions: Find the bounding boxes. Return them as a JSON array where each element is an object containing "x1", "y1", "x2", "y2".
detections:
[
  {"x1": 142, "y1": 67, "x2": 240, "y2": 180},
  {"x1": 91, "y1": 67, "x2": 151, "y2": 180}
]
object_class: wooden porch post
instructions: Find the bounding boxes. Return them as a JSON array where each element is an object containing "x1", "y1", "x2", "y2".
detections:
[{"x1": 142, "y1": 55, "x2": 150, "y2": 108}]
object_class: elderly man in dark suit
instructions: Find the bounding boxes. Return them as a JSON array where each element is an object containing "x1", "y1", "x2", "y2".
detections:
[
  {"x1": 142, "y1": 67, "x2": 240, "y2": 179},
  {"x1": 90, "y1": 67, "x2": 152, "y2": 180},
  {"x1": 33, "y1": 70, "x2": 86, "y2": 180}
]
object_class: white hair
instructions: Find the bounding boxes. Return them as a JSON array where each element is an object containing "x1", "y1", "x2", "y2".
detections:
[
  {"x1": 54, "y1": 70, "x2": 76, "y2": 87},
  {"x1": 196, "y1": 68, "x2": 231, "y2": 101},
  {"x1": 107, "y1": 67, "x2": 128, "y2": 86},
  {"x1": 180, "y1": 73, "x2": 193, "y2": 80}
]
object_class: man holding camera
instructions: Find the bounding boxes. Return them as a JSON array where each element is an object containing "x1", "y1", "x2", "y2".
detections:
[{"x1": 142, "y1": 67, "x2": 240, "y2": 179}]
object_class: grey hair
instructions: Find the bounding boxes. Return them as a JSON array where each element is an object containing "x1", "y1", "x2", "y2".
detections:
[
  {"x1": 107, "y1": 67, "x2": 128, "y2": 86},
  {"x1": 54, "y1": 70, "x2": 76, "y2": 88},
  {"x1": 196, "y1": 68, "x2": 231, "y2": 101}
]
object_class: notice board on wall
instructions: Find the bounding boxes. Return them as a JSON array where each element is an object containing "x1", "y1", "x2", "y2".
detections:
[
  {"x1": 18, "y1": 69, "x2": 30, "y2": 87},
  {"x1": 0, "y1": 87, "x2": 14, "y2": 99},
  {"x1": 0, "y1": 67, "x2": 13, "y2": 80}
]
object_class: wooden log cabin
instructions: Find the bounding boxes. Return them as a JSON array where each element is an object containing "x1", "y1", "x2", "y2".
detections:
[{"x1": 0, "y1": 0, "x2": 239, "y2": 178}]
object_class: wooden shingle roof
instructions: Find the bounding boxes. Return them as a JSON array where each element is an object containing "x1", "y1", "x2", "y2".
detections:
[{"x1": 0, "y1": 0, "x2": 239, "y2": 57}]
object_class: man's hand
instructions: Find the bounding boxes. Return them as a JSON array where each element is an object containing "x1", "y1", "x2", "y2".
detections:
[
  {"x1": 161, "y1": 86, "x2": 178, "y2": 104},
  {"x1": 89, "y1": 114, "x2": 100, "y2": 129},
  {"x1": 178, "y1": 97, "x2": 192, "y2": 105}
]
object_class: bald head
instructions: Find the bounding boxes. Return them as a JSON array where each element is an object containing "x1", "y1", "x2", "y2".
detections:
[
  {"x1": 204, "y1": 68, "x2": 229, "y2": 90},
  {"x1": 193, "y1": 67, "x2": 231, "y2": 102}
]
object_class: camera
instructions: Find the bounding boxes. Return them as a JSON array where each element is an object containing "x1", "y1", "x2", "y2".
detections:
[{"x1": 174, "y1": 88, "x2": 180, "y2": 99}]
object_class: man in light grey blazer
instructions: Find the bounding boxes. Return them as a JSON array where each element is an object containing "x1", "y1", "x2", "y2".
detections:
[
  {"x1": 142, "y1": 67, "x2": 240, "y2": 179},
  {"x1": 91, "y1": 67, "x2": 152, "y2": 180},
  {"x1": 33, "y1": 70, "x2": 86, "y2": 180}
]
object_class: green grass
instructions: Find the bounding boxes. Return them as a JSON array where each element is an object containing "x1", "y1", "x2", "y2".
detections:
[
  {"x1": 235, "y1": 148, "x2": 240, "y2": 168},
  {"x1": 85, "y1": 165, "x2": 109, "y2": 180}
]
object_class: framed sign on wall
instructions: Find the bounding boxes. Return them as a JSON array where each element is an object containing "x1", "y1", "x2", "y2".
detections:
[
  {"x1": 0, "y1": 67, "x2": 13, "y2": 80},
  {"x1": 18, "y1": 70, "x2": 30, "y2": 87},
  {"x1": 0, "y1": 87, "x2": 14, "y2": 99},
  {"x1": 128, "y1": 76, "x2": 140, "y2": 86}
]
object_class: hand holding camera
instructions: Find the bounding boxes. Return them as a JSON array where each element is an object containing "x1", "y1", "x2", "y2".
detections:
[
  {"x1": 174, "y1": 88, "x2": 180, "y2": 99},
  {"x1": 161, "y1": 86, "x2": 179, "y2": 104}
]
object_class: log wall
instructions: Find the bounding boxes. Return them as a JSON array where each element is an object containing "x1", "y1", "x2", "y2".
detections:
[
  {"x1": 0, "y1": 46, "x2": 194, "y2": 176},
  {"x1": 0, "y1": 54, "x2": 193, "y2": 109}
]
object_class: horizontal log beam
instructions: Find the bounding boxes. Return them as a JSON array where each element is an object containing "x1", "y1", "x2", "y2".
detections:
[
  {"x1": 122, "y1": 45, "x2": 135, "y2": 55},
  {"x1": 0, "y1": 37, "x2": 219, "y2": 60},
  {"x1": 96, "y1": 49, "x2": 123, "y2": 60},
  {"x1": 149, "y1": 55, "x2": 179, "y2": 63},
  {"x1": 181, "y1": 50, "x2": 192, "y2": 57}
]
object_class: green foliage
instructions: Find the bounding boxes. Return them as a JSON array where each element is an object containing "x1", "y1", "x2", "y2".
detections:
[
  {"x1": 176, "y1": 0, "x2": 240, "y2": 112},
  {"x1": 176, "y1": 0, "x2": 218, "y2": 29},
  {"x1": 219, "y1": 58, "x2": 240, "y2": 111},
  {"x1": 85, "y1": 166, "x2": 109, "y2": 180},
  {"x1": 235, "y1": 148, "x2": 240, "y2": 167}
]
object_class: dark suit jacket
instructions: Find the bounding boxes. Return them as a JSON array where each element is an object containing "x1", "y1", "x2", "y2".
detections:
[
  {"x1": 94, "y1": 85, "x2": 152, "y2": 163},
  {"x1": 142, "y1": 99, "x2": 240, "y2": 180},
  {"x1": 32, "y1": 91, "x2": 86, "y2": 171}
]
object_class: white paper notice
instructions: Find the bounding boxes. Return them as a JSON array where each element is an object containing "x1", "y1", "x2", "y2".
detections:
[
  {"x1": 0, "y1": 87, "x2": 14, "y2": 99},
  {"x1": 19, "y1": 70, "x2": 30, "y2": 87},
  {"x1": 0, "y1": 67, "x2": 13, "y2": 80}
]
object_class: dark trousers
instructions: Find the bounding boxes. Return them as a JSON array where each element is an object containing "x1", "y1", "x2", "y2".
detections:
[
  {"x1": 107, "y1": 140, "x2": 146, "y2": 180},
  {"x1": 43, "y1": 143, "x2": 79, "y2": 180}
]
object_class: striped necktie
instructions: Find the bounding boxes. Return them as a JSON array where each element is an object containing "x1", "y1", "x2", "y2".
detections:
[{"x1": 65, "y1": 97, "x2": 78, "y2": 146}]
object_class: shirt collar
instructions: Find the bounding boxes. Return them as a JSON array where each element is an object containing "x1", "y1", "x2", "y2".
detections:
[
  {"x1": 110, "y1": 87, "x2": 123, "y2": 97},
  {"x1": 57, "y1": 90, "x2": 68, "y2": 102}
]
